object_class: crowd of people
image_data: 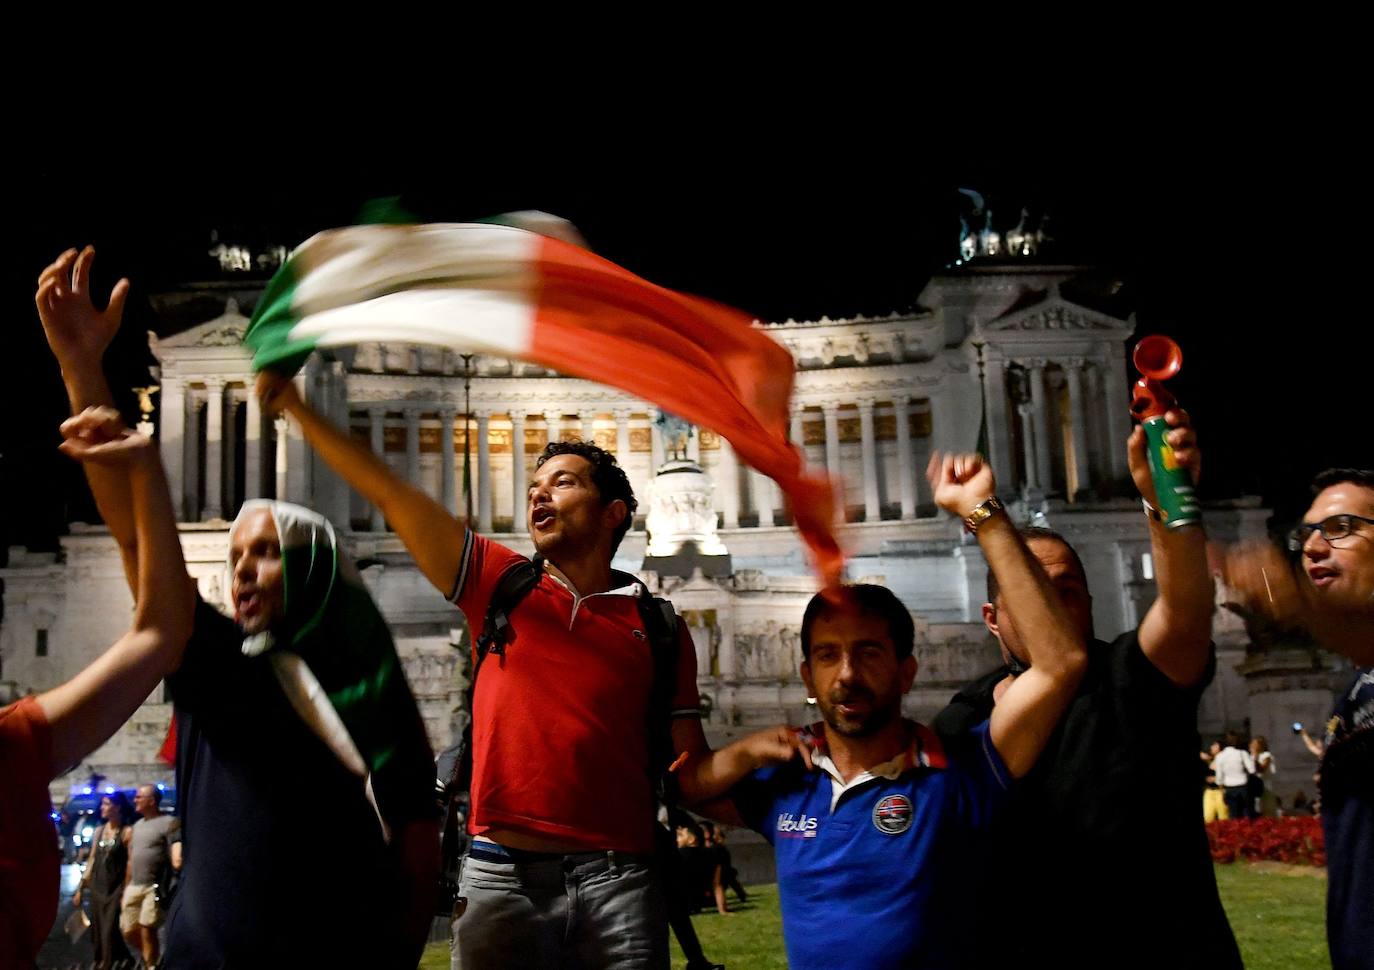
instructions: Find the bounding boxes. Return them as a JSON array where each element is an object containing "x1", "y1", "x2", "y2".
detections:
[{"x1": 1, "y1": 244, "x2": 1370, "y2": 970}]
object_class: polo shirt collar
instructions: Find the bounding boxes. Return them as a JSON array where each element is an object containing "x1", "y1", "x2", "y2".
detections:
[
  {"x1": 805, "y1": 719, "x2": 948, "y2": 812},
  {"x1": 543, "y1": 560, "x2": 642, "y2": 601}
]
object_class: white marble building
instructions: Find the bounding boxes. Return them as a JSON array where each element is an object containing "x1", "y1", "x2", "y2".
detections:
[{"x1": 0, "y1": 259, "x2": 1345, "y2": 806}]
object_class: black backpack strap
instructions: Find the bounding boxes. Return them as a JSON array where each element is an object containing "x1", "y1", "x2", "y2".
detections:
[
  {"x1": 436, "y1": 555, "x2": 545, "y2": 912},
  {"x1": 634, "y1": 585, "x2": 682, "y2": 797}
]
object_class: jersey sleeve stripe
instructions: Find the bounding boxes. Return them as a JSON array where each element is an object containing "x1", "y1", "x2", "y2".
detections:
[{"x1": 448, "y1": 528, "x2": 476, "y2": 604}]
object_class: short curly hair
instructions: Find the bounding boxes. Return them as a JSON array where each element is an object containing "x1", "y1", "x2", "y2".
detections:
[{"x1": 535, "y1": 439, "x2": 638, "y2": 553}]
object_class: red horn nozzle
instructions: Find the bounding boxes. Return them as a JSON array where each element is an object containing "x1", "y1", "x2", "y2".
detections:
[
  {"x1": 1133, "y1": 335, "x2": 1182, "y2": 381},
  {"x1": 1130, "y1": 335, "x2": 1182, "y2": 421}
]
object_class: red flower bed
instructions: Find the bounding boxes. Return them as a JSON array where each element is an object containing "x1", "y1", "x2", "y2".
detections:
[{"x1": 1206, "y1": 817, "x2": 1325, "y2": 866}]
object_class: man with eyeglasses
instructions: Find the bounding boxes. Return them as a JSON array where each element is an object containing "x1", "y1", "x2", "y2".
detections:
[{"x1": 1223, "y1": 468, "x2": 1374, "y2": 970}]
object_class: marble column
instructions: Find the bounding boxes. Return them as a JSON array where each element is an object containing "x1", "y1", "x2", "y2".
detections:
[
  {"x1": 1102, "y1": 347, "x2": 1133, "y2": 490},
  {"x1": 1065, "y1": 359, "x2": 1093, "y2": 499},
  {"x1": 1027, "y1": 360, "x2": 1053, "y2": 494},
  {"x1": 225, "y1": 388, "x2": 242, "y2": 518},
  {"x1": 368, "y1": 407, "x2": 386, "y2": 531},
  {"x1": 579, "y1": 409, "x2": 597, "y2": 444},
  {"x1": 510, "y1": 411, "x2": 527, "y2": 532},
  {"x1": 244, "y1": 388, "x2": 262, "y2": 501},
  {"x1": 894, "y1": 394, "x2": 916, "y2": 520},
  {"x1": 613, "y1": 408, "x2": 632, "y2": 468},
  {"x1": 203, "y1": 378, "x2": 224, "y2": 520},
  {"x1": 1018, "y1": 402, "x2": 1040, "y2": 492},
  {"x1": 857, "y1": 398, "x2": 880, "y2": 521},
  {"x1": 687, "y1": 426, "x2": 701, "y2": 465},
  {"x1": 544, "y1": 410, "x2": 563, "y2": 449},
  {"x1": 159, "y1": 377, "x2": 186, "y2": 520},
  {"x1": 274, "y1": 415, "x2": 289, "y2": 501},
  {"x1": 717, "y1": 435, "x2": 740, "y2": 528},
  {"x1": 440, "y1": 408, "x2": 457, "y2": 518},
  {"x1": 287, "y1": 375, "x2": 309, "y2": 503},
  {"x1": 751, "y1": 470, "x2": 775, "y2": 527},
  {"x1": 821, "y1": 403, "x2": 841, "y2": 478},
  {"x1": 477, "y1": 409, "x2": 493, "y2": 534},
  {"x1": 790, "y1": 407, "x2": 804, "y2": 449},
  {"x1": 185, "y1": 390, "x2": 203, "y2": 522},
  {"x1": 984, "y1": 357, "x2": 1014, "y2": 487},
  {"x1": 404, "y1": 408, "x2": 421, "y2": 486},
  {"x1": 648, "y1": 409, "x2": 664, "y2": 471}
]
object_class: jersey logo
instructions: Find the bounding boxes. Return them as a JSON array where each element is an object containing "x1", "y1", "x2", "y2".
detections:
[
  {"x1": 776, "y1": 813, "x2": 819, "y2": 838},
  {"x1": 872, "y1": 794, "x2": 913, "y2": 835}
]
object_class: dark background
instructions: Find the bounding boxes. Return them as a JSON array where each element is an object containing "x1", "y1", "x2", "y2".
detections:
[{"x1": 1, "y1": 150, "x2": 1365, "y2": 556}]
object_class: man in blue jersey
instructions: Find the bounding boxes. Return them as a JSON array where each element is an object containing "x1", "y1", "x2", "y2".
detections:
[{"x1": 677, "y1": 452, "x2": 1087, "y2": 970}]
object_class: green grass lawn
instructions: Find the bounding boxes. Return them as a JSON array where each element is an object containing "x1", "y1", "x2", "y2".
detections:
[{"x1": 422, "y1": 863, "x2": 1328, "y2": 969}]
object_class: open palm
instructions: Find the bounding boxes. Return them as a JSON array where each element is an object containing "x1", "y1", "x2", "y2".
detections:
[{"x1": 35, "y1": 247, "x2": 129, "y2": 369}]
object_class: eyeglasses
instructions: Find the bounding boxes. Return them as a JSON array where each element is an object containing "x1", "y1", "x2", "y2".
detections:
[{"x1": 1287, "y1": 514, "x2": 1374, "y2": 552}]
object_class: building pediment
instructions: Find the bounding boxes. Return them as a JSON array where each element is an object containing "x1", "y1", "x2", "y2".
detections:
[
  {"x1": 981, "y1": 288, "x2": 1130, "y2": 336},
  {"x1": 149, "y1": 299, "x2": 251, "y2": 359}
]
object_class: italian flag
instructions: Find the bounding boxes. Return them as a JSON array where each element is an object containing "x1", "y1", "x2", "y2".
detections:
[{"x1": 246, "y1": 218, "x2": 843, "y2": 582}]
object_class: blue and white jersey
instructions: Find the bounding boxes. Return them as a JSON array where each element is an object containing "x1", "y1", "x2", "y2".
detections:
[{"x1": 732, "y1": 719, "x2": 1010, "y2": 970}]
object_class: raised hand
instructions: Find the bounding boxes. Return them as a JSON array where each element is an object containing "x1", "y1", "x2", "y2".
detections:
[
  {"x1": 1128, "y1": 408, "x2": 1201, "y2": 508},
  {"x1": 741, "y1": 725, "x2": 816, "y2": 772},
  {"x1": 35, "y1": 247, "x2": 130, "y2": 372},
  {"x1": 925, "y1": 451, "x2": 996, "y2": 518},
  {"x1": 58, "y1": 406, "x2": 154, "y2": 466},
  {"x1": 255, "y1": 370, "x2": 301, "y2": 416}
]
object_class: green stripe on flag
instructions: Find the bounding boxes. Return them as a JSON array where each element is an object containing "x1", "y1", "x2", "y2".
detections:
[{"x1": 245, "y1": 257, "x2": 317, "y2": 375}]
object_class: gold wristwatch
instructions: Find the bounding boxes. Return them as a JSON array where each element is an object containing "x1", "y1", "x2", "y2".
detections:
[{"x1": 963, "y1": 496, "x2": 1005, "y2": 534}]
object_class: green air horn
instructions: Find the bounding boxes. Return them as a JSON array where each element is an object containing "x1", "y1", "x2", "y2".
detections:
[{"x1": 1129, "y1": 335, "x2": 1200, "y2": 528}]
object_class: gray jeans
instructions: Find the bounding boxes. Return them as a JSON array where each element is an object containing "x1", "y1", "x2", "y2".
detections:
[{"x1": 450, "y1": 850, "x2": 668, "y2": 970}]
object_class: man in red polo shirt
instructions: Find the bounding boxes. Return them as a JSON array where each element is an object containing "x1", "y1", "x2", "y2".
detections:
[{"x1": 262, "y1": 377, "x2": 708, "y2": 970}]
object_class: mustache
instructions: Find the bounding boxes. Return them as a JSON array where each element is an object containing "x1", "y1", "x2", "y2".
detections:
[{"x1": 828, "y1": 687, "x2": 874, "y2": 706}]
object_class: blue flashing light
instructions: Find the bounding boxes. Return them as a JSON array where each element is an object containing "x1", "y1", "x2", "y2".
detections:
[
  {"x1": 105, "y1": 786, "x2": 115, "y2": 794},
  {"x1": 156, "y1": 783, "x2": 166, "y2": 791},
  {"x1": 82, "y1": 787, "x2": 92, "y2": 795},
  {"x1": 50, "y1": 812, "x2": 60, "y2": 821}
]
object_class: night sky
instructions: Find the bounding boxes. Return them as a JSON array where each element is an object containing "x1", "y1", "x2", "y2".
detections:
[{"x1": 2, "y1": 153, "x2": 1366, "y2": 558}]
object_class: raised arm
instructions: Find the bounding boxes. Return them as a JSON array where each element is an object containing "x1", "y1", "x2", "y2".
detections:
[
  {"x1": 37, "y1": 408, "x2": 195, "y2": 776},
  {"x1": 34, "y1": 247, "x2": 139, "y2": 593},
  {"x1": 1128, "y1": 409, "x2": 1214, "y2": 688},
  {"x1": 257, "y1": 373, "x2": 467, "y2": 595},
  {"x1": 928, "y1": 452, "x2": 1087, "y2": 778},
  {"x1": 676, "y1": 725, "x2": 813, "y2": 814}
]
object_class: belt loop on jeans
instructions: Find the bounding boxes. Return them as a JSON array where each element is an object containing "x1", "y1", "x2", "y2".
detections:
[{"x1": 607, "y1": 850, "x2": 618, "y2": 875}]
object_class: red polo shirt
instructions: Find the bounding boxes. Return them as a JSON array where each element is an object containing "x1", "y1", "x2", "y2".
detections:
[{"x1": 452, "y1": 530, "x2": 699, "y2": 853}]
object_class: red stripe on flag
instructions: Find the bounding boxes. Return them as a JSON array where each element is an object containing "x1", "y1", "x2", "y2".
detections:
[
  {"x1": 157, "y1": 716, "x2": 177, "y2": 766},
  {"x1": 526, "y1": 236, "x2": 844, "y2": 584}
]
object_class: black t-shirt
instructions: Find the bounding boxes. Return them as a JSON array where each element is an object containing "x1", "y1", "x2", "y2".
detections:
[
  {"x1": 162, "y1": 599, "x2": 435, "y2": 968},
  {"x1": 1319, "y1": 667, "x2": 1374, "y2": 970},
  {"x1": 934, "y1": 630, "x2": 1242, "y2": 970}
]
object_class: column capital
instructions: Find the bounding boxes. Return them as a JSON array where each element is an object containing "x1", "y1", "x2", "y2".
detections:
[
  {"x1": 856, "y1": 397, "x2": 876, "y2": 413},
  {"x1": 1065, "y1": 357, "x2": 1086, "y2": 370},
  {"x1": 402, "y1": 406, "x2": 423, "y2": 420},
  {"x1": 612, "y1": 407, "x2": 633, "y2": 422},
  {"x1": 273, "y1": 414, "x2": 289, "y2": 433},
  {"x1": 892, "y1": 392, "x2": 912, "y2": 407},
  {"x1": 367, "y1": 404, "x2": 387, "y2": 419},
  {"x1": 1026, "y1": 357, "x2": 1048, "y2": 371},
  {"x1": 202, "y1": 376, "x2": 226, "y2": 392},
  {"x1": 543, "y1": 409, "x2": 563, "y2": 423},
  {"x1": 820, "y1": 402, "x2": 840, "y2": 417},
  {"x1": 509, "y1": 410, "x2": 527, "y2": 426},
  {"x1": 476, "y1": 408, "x2": 493, "y2": 422}
]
